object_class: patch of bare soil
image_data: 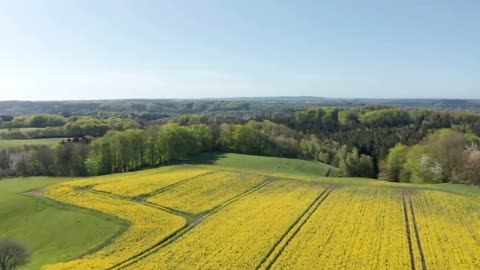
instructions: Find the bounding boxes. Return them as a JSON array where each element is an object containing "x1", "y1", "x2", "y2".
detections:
[{"x1": 24, "y1": 189, "x2": 45, "y2": 197}]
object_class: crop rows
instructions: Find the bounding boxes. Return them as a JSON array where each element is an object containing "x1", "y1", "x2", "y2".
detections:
[
  {"x1": 147, "y1": 171, "x2": 266, "y2": 214},
  {"x1": 92, "y1": 169, "x2": 210, "y2": 198},
  {"x1": 41, "y1": 166, "x2": 480, "y2": 270},
  {"x1": 257, "y1": 188, "x2": 333, "y2": 270},
  {"x1": 42, "y1": 184, "x2": 185, "y2": 270},
  {"x1": 41, "y1": 169, "x2": 278, "y2": 270},
  {"x1": 402, "y1": 192, "x2": 427, "y2": 270},
  {"x1": 270, "y1": 187, "x2": 411, "y2": 269},
  {"x1": 70, "y1": 166, "x2": 182, "y2": 188},
  {"x1": 412, "y1": 191, "x2": 480, "y2": 269},
  {"x1": 123, "y1": 180, "x2": 325, "y2": 269},
  {"x1": 114, "y1": 178, "x2": 273, "y2": 269}
]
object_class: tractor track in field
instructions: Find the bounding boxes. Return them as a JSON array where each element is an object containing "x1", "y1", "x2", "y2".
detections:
[
  {"x1": 102, "y1": 178, "x2": 273, "y2": 270},
  {"x1": 409, "y1": 197, "x2": 428, "y2": 270},
  {"x1": 89, "y1": 189, "x2": 197, "y2": 222},
  {"x1": 402, "y1": 193, "x2": 428, "y2": 270},
  {"x1": 402, "y1": 195, "x2": 417, "y2": 270},
  {"x1": 256, "y1": 188, "x2": 334, "y2": 270},
  {"x1": 132, "y1": 171, "x2": 217, "y2": 201}
]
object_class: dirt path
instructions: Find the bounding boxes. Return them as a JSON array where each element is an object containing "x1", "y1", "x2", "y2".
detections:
[{"x1": 24, "y1": 189, "x2": 45, "y2": 197}]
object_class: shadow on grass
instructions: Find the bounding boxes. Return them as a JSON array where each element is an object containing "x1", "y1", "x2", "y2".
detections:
[{"x1": 171, "y1": 152, "x2": 227, "y2": 166}]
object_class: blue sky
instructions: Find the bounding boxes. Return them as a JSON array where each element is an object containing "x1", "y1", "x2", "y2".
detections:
[{"x1": 0, "y1": 0, "x2": 479, "y2": 100}]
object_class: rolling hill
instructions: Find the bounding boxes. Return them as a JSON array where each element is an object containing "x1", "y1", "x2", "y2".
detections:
[{"x1": 1, "y1": 153, "x2": 480, "y2": 269}]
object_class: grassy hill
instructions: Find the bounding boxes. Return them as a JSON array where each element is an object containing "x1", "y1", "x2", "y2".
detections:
[
  {"x1": 0, "y1": 177, "x2": 125, "y2": 270},
  {"x1": 2, "y1": 153, "x2": 480, "y2": 269},
  {"x1": 186, "y1": 152, "x2": 343, "y2": 177}
]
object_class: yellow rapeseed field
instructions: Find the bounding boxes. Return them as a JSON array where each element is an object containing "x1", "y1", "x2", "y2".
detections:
[
  {"x1": 68, "y1": 166, "x2": 178, "y2": 188},
  {"x1": 147, "y1": 171, "x2": 267, "y2": 213},
  {"x1": 403, "y1": 195, "x2": 424, "y2": 270},
  {"x1": 37, "y1": 165, "x2": 480, "y2": 270},
  {"x1": 412, "y1": 190, "x2": 480, "y2": 269},
  {"x1": 92, "y1": 168, "x2": 209, "y2": 198},
  {"x1": 271, "y1": 187, "x2": 411, "y2": 269},
  {"x1": 124, "y1": 180, "x2": 325, "y2": 270},
  {"x1": 42, "y1": 183, "x2": 185, "y2": 270}
]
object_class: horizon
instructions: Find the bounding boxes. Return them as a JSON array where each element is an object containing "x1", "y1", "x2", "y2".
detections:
[
  {"x1": 1, "y1": 96, "x2": 480, "y2": 103},
  {"x1": 1, "y1": 1, "x2": 479, "y2": 100}
]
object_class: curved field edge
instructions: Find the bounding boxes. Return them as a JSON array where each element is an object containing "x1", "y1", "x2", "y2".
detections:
[
  {"x1": 0, "y1": 177, "x2": 125, "y2": 270},
  {"x1": 4, "y1": 154, "x2": 480, "y2": 269},
  {"x1": 41, "y1": 188, "x2": 131, "y2": 260},
  {"x1": 122, "y1": 179, "x2": 326, "y2": 269},
  {"x1": 185, "y1": 152, "x2": 342, "y2": 177},
  {"x1": 42, "y1": 184, "x2": 186, "y2": 270},
  {"x1": 41, "y1": 172, "x2": 272, "y2": 270},
  {"x1": 113, "y1": 179, "x2": 273, "y2": 269}
]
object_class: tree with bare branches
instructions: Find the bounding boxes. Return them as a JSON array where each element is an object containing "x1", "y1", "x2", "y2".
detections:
[{"x1": 0, "y1": 240, "x2": 31, "y2": 270}]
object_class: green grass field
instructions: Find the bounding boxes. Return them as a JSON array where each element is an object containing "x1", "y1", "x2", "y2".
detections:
[
  {"x1": 187, "y1": 152, "x2": 342, "y2": 177},
  {"x1": 0, "y1": 138, "x2": 66, "y2": 149},
  {"x1": 0, "y1": 127, "x2": 47, "y2": 134},
  {"x1": 0, "y1": 177, "x2": 125, "y2": 270},
  {"x1": 188, "y1": 153, "x2": 480, "y2": 198}
]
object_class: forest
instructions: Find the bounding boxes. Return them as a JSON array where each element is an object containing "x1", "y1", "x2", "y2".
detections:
[{"x1": 1, "y1": 103, "x2": 480, "y2": 185}]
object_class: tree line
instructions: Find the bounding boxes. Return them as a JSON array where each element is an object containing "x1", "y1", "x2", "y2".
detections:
[
  {"x1": 0, "y1": 115, "x2": 139, "y2": 139},
  {"x1": 381, "y1": 129, "x2": 480, "y2": 184},
  {"x1": 268, "y1": 106, "x2": 480, "y2": 175},
  {"x1": 2, "y1": 105, "x2": 480, "y2": 184},
  {"x1": 0, "y1": 120, "x2": 375, "y2": 178}
]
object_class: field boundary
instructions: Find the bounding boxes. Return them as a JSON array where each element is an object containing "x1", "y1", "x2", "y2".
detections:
[
  {"x1": 89, "y1": 189, "x2": 198, "y2": 223},
  {"x1": 108, "y1": 178, "x2": 273, "y2": 270},
  {"x1": 256, "y1": 188, "x2": 333, "y2": 270},
  {"x1": 27, "y1": 188, "x2": 131, "y2": 262}
]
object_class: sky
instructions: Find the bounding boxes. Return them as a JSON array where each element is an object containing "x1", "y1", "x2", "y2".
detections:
[{"x1": 0, "y1": 0, "x2": 479, "y2": 100}]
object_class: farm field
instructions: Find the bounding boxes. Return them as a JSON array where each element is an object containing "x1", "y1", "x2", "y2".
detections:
[
  {"x1": 0, "y1": 178, "x2": 124, "y2": 270},
  {"x1": 2, "y1": 153, "x2": 480, "y2": 270},
  {"x1": 146, "y1": 171, "x2": 267, "y2": 214},
  {"x1": 411, "y1": 191, "x2": 480, "y2": 269},
  {"x1": 0, "y1": 127, "x2": 45, "y2": 134},
  {"x1": 191, "y1": 152, "x2": 342, "y2": 177},
  {"x1": 269, "y1": 187, "x2": 410, "y2": 269},
  {"x1": 0, "y1": 137, "x2": 66, "y2": 149}
]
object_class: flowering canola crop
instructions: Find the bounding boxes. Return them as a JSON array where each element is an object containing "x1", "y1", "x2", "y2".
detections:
[
  {"x1": 93, "y1": 169, "x2": 209, "y2": 198},
  {"x1": 42, "y1": 183, "x2": 185, "y2": 270},
  {"x1": 147, "y1": 171, "x2": 266, "y2": 213},
  {"x1": 271, "y1": 187, "x2": 411, "y2": 269},
  {"x1": 36, "y1": 165, "x2": 480, "y2": 270},
  {"x1": 124, "y1": 180, "x2": 325, "y2": 270},
  {"x1": 412, "y1": 191, "x2": 480, "y2": 269}
]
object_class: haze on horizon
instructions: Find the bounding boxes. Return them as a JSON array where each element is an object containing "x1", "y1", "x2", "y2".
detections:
[{"x1": 0, "y1": 1, "x2": 479, "y2": 101}]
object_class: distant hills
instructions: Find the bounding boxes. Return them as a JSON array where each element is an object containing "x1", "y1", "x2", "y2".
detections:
[{"x1": 0, "y1": 97, "x2": 479, "y2": 116}]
